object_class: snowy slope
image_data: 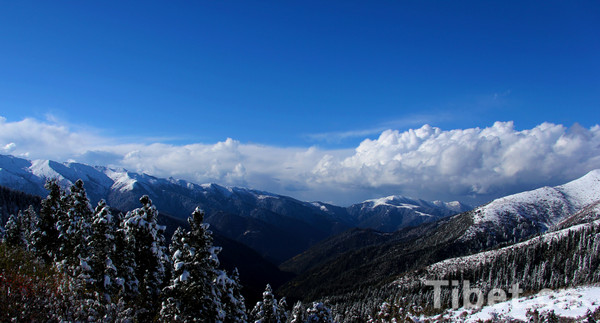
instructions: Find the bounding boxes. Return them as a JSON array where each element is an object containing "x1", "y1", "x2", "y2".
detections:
[
  {"x1": 429, "y1": 285, "x2": 600, "y2": 322},
  {"x1": 555, "y1": 200, "x2": 600, "y2": 230},
  {"x1": 461, "y1": 169, "x2": 600, "y2": 242},
  {"x1": 427, "y1": 219, "x2": 600, "y2": 276}
]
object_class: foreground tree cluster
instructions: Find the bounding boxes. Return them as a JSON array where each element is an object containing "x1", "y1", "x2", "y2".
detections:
[
  {"x1": 0, "y1": 179, "x2": 249, "y2": 322},
  {"x1": 0, "y1": 179, "x2": 338, "y2": 322}
]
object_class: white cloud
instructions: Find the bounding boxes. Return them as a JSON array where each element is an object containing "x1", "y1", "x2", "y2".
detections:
[
  {"x1": 1, "y1": 115, "x2": 599, "y2": 206},
  {"x1": 310, "y1": 122, "x2": 600, "y2": 203}
]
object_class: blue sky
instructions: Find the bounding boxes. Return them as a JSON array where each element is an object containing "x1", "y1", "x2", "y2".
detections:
[
  {"x1": 0, "y1": 1, "x2": 599, "y2": 205},
  {"x1": 1, "y1": 1, "x2": 598, "y2": 147}
]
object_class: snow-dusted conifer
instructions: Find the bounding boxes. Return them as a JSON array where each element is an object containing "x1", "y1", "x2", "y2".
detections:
[
  {"x1": 4, "y1": 213, "x2": 24, "y2": 247},
  {"x1": 113, "y1": 210, "x2": 138, "y2": 302},
  {"x1": 62, "y1": 179, "x2": 95, "y2": 286},
  {"x1": 290, "y1": 301, "x2": 305, "y2": 323},
  {"x1": 306, "y1": 301, "x2": 333, "y2": 323},
  {"x1": 277, "y1": 297, "x2": 288, "y2": 322},
  {"x1": 20, "y1": 205, "x2": 39, "y2": 251},
  {"x1": 218, "y1": 268, "x2": 247, "y2": 322},
  {"x1": 4, "y1": 206, "x2": 38, "y2": 249},
  {"x1": 32, "y1": 179, "x2": 63, "y2": 263},
  {"x1": 160, "y1": 207, "x2": 226, "y2": 322},
  {"x1": 88, "y1": 199, "x2": 119, "y2": 301},
  {"x1": 56, "y1": 179, "x2": 93, "y2": 267},
  {"x1": 123, "y1": 195, "x2": 169, "y2": 321},
  {"x1": 251, "y1": 284, "x2": 281, "y2": 323}
]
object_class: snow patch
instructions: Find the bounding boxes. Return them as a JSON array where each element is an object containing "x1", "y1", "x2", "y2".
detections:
[{"x1": 431, "y1": 285, "x2": 600, "y2": 322}]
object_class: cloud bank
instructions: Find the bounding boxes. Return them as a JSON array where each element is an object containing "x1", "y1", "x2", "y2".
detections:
[{"x1": 1, "y1": 116, "x2": 599, "y2": 206}]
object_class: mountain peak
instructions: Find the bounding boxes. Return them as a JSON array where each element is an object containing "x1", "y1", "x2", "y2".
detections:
[{"x1": 462, "y1": 170, "x2": 600, "y2": 243}]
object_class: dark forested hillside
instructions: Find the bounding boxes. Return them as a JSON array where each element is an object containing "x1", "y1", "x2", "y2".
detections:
[
  {"x1": 317, "y1": 216, "x2": 600, "y2": 321},
  {"x1": 0, "y1": 185, "x2": 41, "y2": 225},
  {"x1": 277, "y1": 212, "x2": 477, "y2": 301}
]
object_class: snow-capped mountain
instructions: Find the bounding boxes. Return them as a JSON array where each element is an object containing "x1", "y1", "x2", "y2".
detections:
[
  {"x1": 461, "y1": 169, "x2": 600, "y2": 245},
  {"x1": 0, "y1": 154, "x2": 466, "y2": 263},
  {"x1": 347, "y1": 195, "x2": 471, "y2": 232}
]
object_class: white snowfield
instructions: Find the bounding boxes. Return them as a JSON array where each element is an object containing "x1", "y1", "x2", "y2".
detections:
[{"x1": 429, "y1": 285, "x2": 600, "y2": 322}]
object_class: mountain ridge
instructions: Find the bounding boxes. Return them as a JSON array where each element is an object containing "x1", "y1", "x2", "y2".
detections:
[{"x1": 0, "y1": 153, "x2": 467, "y2": 263}]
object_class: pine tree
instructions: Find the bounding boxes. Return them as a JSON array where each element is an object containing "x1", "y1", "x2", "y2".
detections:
[
  {"x1": 123, "y1": 195, "x2": 169, "y2": 321},
  {"x1": 19, "y1": 205, "x2": 39, "y2": 252},
  {"x1": 113, "y1": 210, "x2": 138, "y2": 300},
  {"x1": 277, "y1": 297, "x2": 288, "y2": 322},
  {"x1": 218, "y1": 268, "x2": 247, "y2": 323},
  {"x1": 251, "y1": 284, "x2": 281, "y2": 323},
  {"x1": 61, "y1": 180, "x2": 95, "y2": 287},
  {"x1": 3, "y1": 206, "x2": 38, "y2": 249},
  {"x1": 290, "y1": 301, "x2": 305, "y2": 323},
  {"x1": 160, "y1": 207, "x2": 227, "y2": 322},
  {"x1": 306, "y1": 302, "x2": 333, "y2": 323},
  {"x1": 3, "y1": 213, "x2": 24, "y2": 247},
  {"x1": 32, "y1": 179, "x2": 63, "y2": 263},
  {"x1": 88, "y1": 199, "x2": 120, "y2": 302}
]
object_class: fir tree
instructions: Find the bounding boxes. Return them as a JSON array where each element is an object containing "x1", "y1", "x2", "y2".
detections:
[
  {"x1": 306, "y1": 302, "x2": 333, "y2": 323},
  {"x1": 113, "y1": 210, "x2": 138, "y2": 300},
  {"x1": 3, "y1": 206, "x2": 38, "y2": 249},
  {"x1": 160, "y1": 207, "x2": 228, "y2": 322},
  {"x1": 123, "y1": 195, "x2": 169, "y2": 321},
  {"x1": 218, "y1": 268, "x2": 247, "y2": 322},
  {"x1": 59, "y1": 180, "x2": 95, "y2": 285},
  {"x1": 88, "y1": 199, "x2": 120, "y2": 302},
  {"x1": 19, "y1": 205, "x2": 39, "y2": 252},
  {"x1": 4, "y1": 213, "x2": 24, "y2": 247},
  {"x1": 32, "y1": 179, "x2": 63, "y2": 263},
  {"x1": 251, "y1": 284, "x2": 282, "y2": 323},
  {"x1": 277, "y1": 297, "x2": 288, "y2": 323},
  {"x1": 290, "y1": 301, "x2": 305, "y2": 323}
]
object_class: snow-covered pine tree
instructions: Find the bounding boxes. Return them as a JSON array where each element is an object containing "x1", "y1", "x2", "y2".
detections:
[
  {"x1": 56, "y1": 179, "x2": 93, "y2": 266},
  {"x1": 123, "y1": 195, "x2": 169, "y2": 321},
  {"x1": 306, "y1": 301, "x2": 333, "y2": 323},
  {"x1": 3, "y1": 206, "x2": 38, "y2": 249},
  {"x1": 160, "y1": 207, "x2": 227, "y2": 322},
  {"x1": 88, "y1": 199, "x2": 120, "y2": 302},
  {"x1": 290, "y1": 301, "x2": 305, "y2": 323},
  {"x1": 218, "y1": 268, "x2": 247, "y2": 322},
  {"x1": 3, "y1": 213, "x2": 24, "y2": 247},
  {"x1": 112, "y1": 213, "x2": 139, "y2": 302},
  {"x1": 19, "y1": 205, "x2": 39, "y2": 252},
  {"x1": 277, "y1": 297, "x2": 288, "y2": 322},
  {"x1": 251, "y1": 284, "x2": 282, "y2": 323},
  {"x1": 32, "y1": 179, "x2": 64, "y2": 263}
]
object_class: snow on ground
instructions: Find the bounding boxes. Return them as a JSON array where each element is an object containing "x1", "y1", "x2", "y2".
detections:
[
  {"x1": 471, "y1": 169, "x2": 600, "y2": 227},
  {"x1": 557, "y1": 170, "x2": 600, "y2": 208},
  {"x1": 105, "y1": 169, "x2": 137, "y2": 192},
  {"x1": 472, "y1": 186, "x2": 569, "y2": 226},
  {"x1": 428, "y1": 285, "x2": 600, "y2": 322}
]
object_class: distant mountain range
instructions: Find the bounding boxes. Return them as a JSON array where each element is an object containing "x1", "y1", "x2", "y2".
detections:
[{"x1": 0, "y1": 154, "x2": 469, "y2": 264}]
